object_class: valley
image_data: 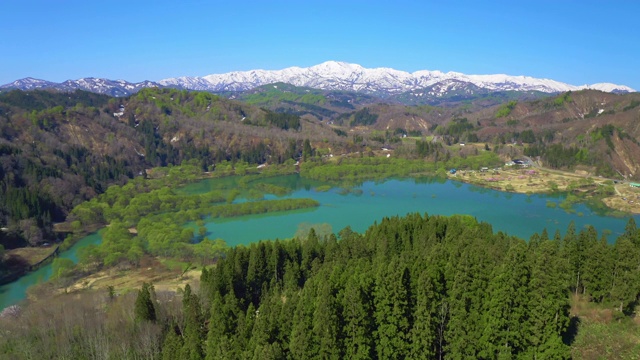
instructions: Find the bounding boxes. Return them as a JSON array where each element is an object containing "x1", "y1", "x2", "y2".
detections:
[{"x1": 1, "y1": 81, "x2": 640, "y2": 359}]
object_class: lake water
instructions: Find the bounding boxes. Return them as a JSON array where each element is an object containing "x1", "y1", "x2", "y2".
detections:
[
  {"x1": 194, "y1": 175, "x2": 636, "y2": 246},
  {"x1": 1, "y1": 175, "x2": 637, "y2": 310},
  {"x1": 0, "y1": 232, "x2": 101, "y2": 311}
]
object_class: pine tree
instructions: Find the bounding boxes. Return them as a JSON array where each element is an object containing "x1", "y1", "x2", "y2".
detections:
[
  {"x1": 611, "y1": 238, "x2": 640, "y2": 313},
  {"x1": 313, "y1": 281, "x2": 342, "y2": 359},
  {"x1": 206, "y1": 293, "x2": 237, "y2": 360},
  {"x1": 181, "y1": 284, "x2": 205, "y2": 360},
  {"x1": 134, "y1": 282, "x2": 157, "y2": 323},
  {"x1": 526, "y1": 239, "x2": 571, "y2": 359},
  {"x1": 408, "y1": 263, "x2": 443, "y2": 359},
  {"x1": 288, "y1": 280, "x2": 318, "y2": 359},
  {"x1": 582, "y1": 234, "x2": 613, "y2": 302},
  {"x1": 479, "y1": 241, "x2": 530, "y2": 358},
  {"x1": 341, "y1": 268, "x2": 375, "y2": 360},
  {"x1": 374, "y1": 260, "x2": 411, "y2": 360},
  {"x1": 162, "y1": 324, "x2": 184, "y2": 360}
]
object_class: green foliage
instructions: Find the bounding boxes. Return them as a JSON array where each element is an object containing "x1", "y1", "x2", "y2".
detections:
[
  {"x1": 622, "y1": 99, "x2": 640, "y2": 112},
  {"x1": 496, "y1": 100, "x2": 517, "y2": 118},
  {"x1": 134, "y1": 282, "x2": 157, "y2": 322},
  {"x1": 436, "y1": 117, "x2": 474, "y2": 138},
  {"x1": 519, "y1": 129, "x2": 536, "y2": 143},
  {"x1": 350, "y1": 107, "x2": 378, "y2": 126},
  {"x1": 194, "y1": 213, "x2": 576, "y2": 359},
  {"x1": 553, "y1": 92, "x2": 572, "y2": 107},
  {"x1": 333, "y1": 128, "x2": 348, "y2": 137},
  {"x1": 4, "y1": 213, "x2": 640, "y2": 359},
  {"x1": 51, "y1": 257, "x2": 75, "y2": 280},
  {"x1": 241, "y1": 84, "x2": 327, "y2": 106},
  {"x1": 525, "y1": 144, "x2": 581, "y2": 169},
  {"x1": 263, "y1": 110, "x2": 301, "y2": 130},
  {"x1": 415, "y1": 139, "x2": 443, "y2": 157}
]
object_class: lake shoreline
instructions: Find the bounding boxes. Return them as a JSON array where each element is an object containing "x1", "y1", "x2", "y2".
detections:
[{"x1": 447, "y1": 167, "x2": 640, "y2": 215}]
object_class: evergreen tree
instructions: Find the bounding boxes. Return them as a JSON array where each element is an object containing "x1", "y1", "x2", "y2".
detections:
[
  {"x1": 181, "y1": 284, "x2": 205, "y2": 360},
  {"x1": 162, "y1": 325, "x2": 184, "y2": 360},
  {"x1": 134, "y1": 282, "x2": 157, "y2": 323},
  {"x1": 582, "y1": 234, "x2": 613, "y2": 302},
  {"x1": 341, "y1": 265, "x2": 375, "y2": 360},
  {"x1": 313, "y1": 280, "x2": 342, "y2": 359},
  {"x1": 611, "y1": 238, "x2": 640, "y2": 313},
  {"x1": 479, "y1": 241, "x2": 530, "y2": 358},
  {"x1": 374, "y1": 260, "x2": 411, "y2": 359},
  {"x1": 206, "y1": 293, "x2": 238, "y2": 360},
  {"x1": 288, "y1": 280, "x2": 318, "y2": 359},
  {"x1": 526, "y1": 240, "x2": 571, "y2": 359},
  {"x1": 408, "y1": 262, "x2": 443, "y2": 359}
]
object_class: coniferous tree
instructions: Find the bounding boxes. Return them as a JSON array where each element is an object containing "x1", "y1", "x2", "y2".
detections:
[
  {"x1": 582, "y1": 234, "x2": 613, "y2": 302},
  {"x1": 526, "y1": 239, "x2": 571, "y2": 359},
  {"x1": 288, "y1": 280, "x2": 318, "y2": 359},
  {"x1": 313, "y1": 280, "x2": 342, "y2": 359},
  {"x1": 374, "y1": 260, "x2": 411, "y2": 359},
  {"x1": 611, "y1": 238, "x2": 640, "y2": 313},
  {"x1": 134, "y1": 282, "x2": 157, "y2": 323},
  {"x1": 408, "y1": 262, "x2": 443, "y2": 359},
  {"x1": 206, "y1": 293, "x2": 236, "y2": 360},
  {"x1": 341, "y1": 269, "x2": 375, "y2": 360},
  {"x1": 181, "y1": 284, "x2": 205, "y2": 360},
  {"x1": 479, "y1": 241, "x2": 530, "y2": 358},
  {"x1": 162, "y1": 325, "x2": 184, "y2": 360}
]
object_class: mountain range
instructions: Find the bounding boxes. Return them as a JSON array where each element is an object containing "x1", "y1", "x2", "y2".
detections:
[{"x1": 1, "y1": 61, "x2": 635, "y2": 101}]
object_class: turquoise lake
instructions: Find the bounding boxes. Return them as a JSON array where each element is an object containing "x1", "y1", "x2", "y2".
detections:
[
  {"x1": 0, "y1": 232, "x2": 102, "y2": 311},
  {"x1": 1, "y1": 175, "x2": 637, "y2": 310}
]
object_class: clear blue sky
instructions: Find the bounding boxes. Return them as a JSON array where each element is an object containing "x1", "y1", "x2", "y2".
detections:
[{"x1": 1, "y1": 0, "x2": 639, "y2": 89}]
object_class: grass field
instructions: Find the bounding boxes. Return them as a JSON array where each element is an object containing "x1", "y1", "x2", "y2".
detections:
[
  {"x1": 64, "y1": 256, "x2": 201, "y2": 296},
  {"x1": 570, "y1": 295, "x2": 640, "y2": 359}
]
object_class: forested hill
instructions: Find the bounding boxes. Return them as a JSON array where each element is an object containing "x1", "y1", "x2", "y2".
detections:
[
  {"x1": 3, "y1": 213, "x2": 640, "y2": 358},
  {"x1": 3, "y1": 86, "x2": 640, "y2": 249},
  {"x1": 0, "y1": 88, "x2": 341, "y2": 248}
]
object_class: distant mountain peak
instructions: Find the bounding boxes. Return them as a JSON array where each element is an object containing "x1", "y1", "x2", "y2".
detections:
[
  {"x1": 160, "y1": 62, "x2": 636, "y2": 96},
  {"x1": 0, "y1": 77, "x2": 162, "y2": 97},
  {"x1": 1, "y1": 62, "x2": 634, "y2": 98}
]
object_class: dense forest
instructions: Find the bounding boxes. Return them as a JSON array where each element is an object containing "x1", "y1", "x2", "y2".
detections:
[
  {"x1": 0, "y1": 89, "x2": 329, "y2": 248},
  {"x1": 2, "y1": 213, "x2": 640, "y2": 358},
  {"x1": 2, "y1": 87, "x2": 640, "y2": 358},
  {"x1": 3, "y1": 87, "x2": 640, "y2": 249}
]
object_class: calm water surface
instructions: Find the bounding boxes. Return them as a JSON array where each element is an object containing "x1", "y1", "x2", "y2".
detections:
[
  {"x1": 195, "y1": 176, "x2": 636, "y2": 246},
  {"x1": 0, "y1": 232, "x2": 101, "y2": 310},
  {"x1": 1, "y1": 175, "x2": 637, "y2": 310}
]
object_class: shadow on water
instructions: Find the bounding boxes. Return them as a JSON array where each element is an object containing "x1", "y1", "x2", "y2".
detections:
[{"x1": 562, "y1": 316, "x2": 580, "y2": 346}]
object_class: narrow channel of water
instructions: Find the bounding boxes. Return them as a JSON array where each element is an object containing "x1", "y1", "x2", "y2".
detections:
[{"x1": 0, "y1": 232, "x2": 102, "y2": 310}]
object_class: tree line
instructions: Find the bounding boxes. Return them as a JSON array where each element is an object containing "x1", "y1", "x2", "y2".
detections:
[{"x1": 4, "y1": 213, "x2": 639, "y2": 358}]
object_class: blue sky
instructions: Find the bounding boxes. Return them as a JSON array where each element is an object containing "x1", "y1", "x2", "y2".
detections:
[{"x1": 1, "y1": 0, "x2": 639, "y2": 89}]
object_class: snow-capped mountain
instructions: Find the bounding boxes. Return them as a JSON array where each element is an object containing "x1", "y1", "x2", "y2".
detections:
[
  {"x1": 1, "y1": 61, "x2": 634, "y2": 98},
  {"x1": 0, "y1": 77, "x2": 162, "y2": 97},
  {"x1": 159, "y1": 61, "x2": 635, "y2": 96},
  {"x1": 1, "y1": 77, "x2": 59, "y2": 91}
]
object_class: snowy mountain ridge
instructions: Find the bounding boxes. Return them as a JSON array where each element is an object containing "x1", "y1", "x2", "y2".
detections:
[
  {"x1": 1, "y1": 61, "x2": 634, "y2": 98},
  {"x1": 0, "y1": 77, "x2": 162, "y2": 97},
  {"x1": 160, "y1": 61, "x2": 636, "y2": 95}
]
